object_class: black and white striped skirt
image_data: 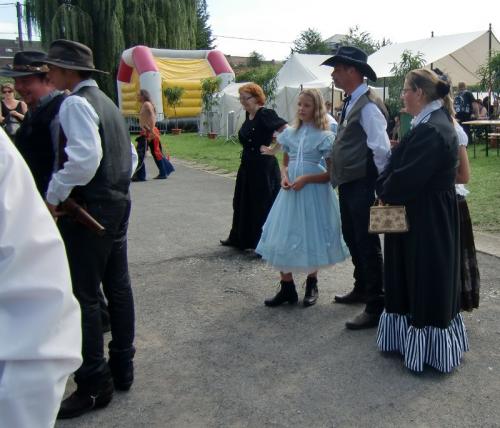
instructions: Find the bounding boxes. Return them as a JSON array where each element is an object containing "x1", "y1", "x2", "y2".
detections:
[{"x1": 376, "y1": 311, "x2": 469, "y2": 373}]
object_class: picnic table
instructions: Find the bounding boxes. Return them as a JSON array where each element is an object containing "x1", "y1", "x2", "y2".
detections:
[{"x1": 462, "y1": 119, "x2": 500, "y2": 157}]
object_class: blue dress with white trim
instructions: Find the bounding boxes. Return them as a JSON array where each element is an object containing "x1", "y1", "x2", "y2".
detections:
[{"x1": 255, "y1": 124, "x2": 349, "y2": 273}]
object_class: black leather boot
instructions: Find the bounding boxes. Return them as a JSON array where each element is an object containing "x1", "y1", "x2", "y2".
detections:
[
  {"x1": 57, "y1": 375, "x2": 114, "y2": 419},
  {"x1": 264, "y1": 280, "x2": 298, "y2": 307},
  {"x1": 303, "y1": 276, "x2": 318, "y2": 307},
  {"x1": 108, "y1": 343, "x2": 136, "y2": 391}
]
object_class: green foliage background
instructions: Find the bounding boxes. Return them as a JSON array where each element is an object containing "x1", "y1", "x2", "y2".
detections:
[{"x1": 25, "y1": 0, "x2": 200, "y2": 99}]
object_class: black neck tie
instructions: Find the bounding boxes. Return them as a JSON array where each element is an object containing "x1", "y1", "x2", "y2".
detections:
[{"x1": 340, "y1": 95, "x2": 351, "y2": 125}]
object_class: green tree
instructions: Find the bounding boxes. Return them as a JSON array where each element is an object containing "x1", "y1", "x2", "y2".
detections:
[
  {"x1": 25, "y1": 0, "x2": 198, "y2": 99},
  {"x1": 292, "y1": 28, "x2": 330, "y2": 54},
  {"x1": 386, "y1": 50, "x2": 426, "y2": 117},
  {"x1": 164, "y1": 86, "x2": 185, "y2": 130},
  {"x1": 340, "y1": 25, "x2": 391, "y2": 55},
  {"x1": 201, "y1": 76, "x2": 221, "y2": 134},
  {"x1": 235, "y1": 64, "x2": 280, "y2": 108},
  {"x1": 195, "y1": 0, "x2": 214, "y2": 49},
  {"x1": 247, "y1": 51, "x2": 264, "y2": 68},
  {"x1": 477, "y1": 51, "x2": 500, "y2": 96}
]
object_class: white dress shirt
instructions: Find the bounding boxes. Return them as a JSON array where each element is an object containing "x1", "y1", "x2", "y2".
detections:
[
  {"x1": 46, "y1": 79, "x2": 138, "y2": 205},
  {"x1": 345, "y1": 83, "x2": 391, "y2": 173},
  {"x1": 0, "y1": 129, "x2": 82, "y2": 428}
]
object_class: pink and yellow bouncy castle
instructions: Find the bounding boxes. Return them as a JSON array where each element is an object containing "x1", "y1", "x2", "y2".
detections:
[{"x1": 117, "y1": 46, "x2": 234, "y2": 121}]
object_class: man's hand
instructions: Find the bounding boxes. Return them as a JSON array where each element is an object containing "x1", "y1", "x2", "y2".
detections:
[{"x1": 45, "y1": 201, "x2": 65, "y2": 219}]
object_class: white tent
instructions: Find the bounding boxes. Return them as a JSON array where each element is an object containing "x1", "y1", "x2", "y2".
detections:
[
  {"x1": 368, "y1": 30, "x2": 500, "y2": 86},
  {"x1": 216, "y1": 53, "x2": 387, "y2": 136},
  {"x1": 273, "y1": 53, "x2": 344, "y2": 122}
]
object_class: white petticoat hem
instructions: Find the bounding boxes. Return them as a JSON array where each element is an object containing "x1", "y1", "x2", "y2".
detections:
[{"x1": 376, "y1": 310, "x2": 469, "y2": 373}]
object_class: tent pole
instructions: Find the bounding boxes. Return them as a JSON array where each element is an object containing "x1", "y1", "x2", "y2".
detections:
[
  {"x1": 430, "y1": 31, "x2": 434, "y2": 71},
  {"x1": 488, "y1": 23, "x2": 492, "y2": 116}
]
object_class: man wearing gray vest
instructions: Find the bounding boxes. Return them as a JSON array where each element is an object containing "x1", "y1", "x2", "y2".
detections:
[
  {"x1": 322, "y1": 47, "x2": 390, "y2": 330},
  {"x1": 44, "y1": 39, "x2": 138, "y2": 419}
]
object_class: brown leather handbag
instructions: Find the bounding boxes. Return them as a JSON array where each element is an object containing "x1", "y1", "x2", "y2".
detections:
[{"x1": 369, "y1": 200, "x2": 409, "y2": 234}]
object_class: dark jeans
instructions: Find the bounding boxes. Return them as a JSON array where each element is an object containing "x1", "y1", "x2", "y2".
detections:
[
  {"x1": 133, "y1": 137, "x2": 147, "y2": 180},
  {"x1": 338, "y1": 177, "x2": 384, "y2": 314},
  {"x1": 58, "y1": 200, "x2": 135, "y2": 386},
  {"x1": 133, "y1": 135, "x2": 173, "y2": 179}
]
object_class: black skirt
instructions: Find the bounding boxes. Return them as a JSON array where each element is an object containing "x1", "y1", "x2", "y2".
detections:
[
  {"x1": 228, "y1": 154, "x2": 281, "y2": 250},
  {"x1": 458, "y1": 196, "x2": 480, "y2": 311}
]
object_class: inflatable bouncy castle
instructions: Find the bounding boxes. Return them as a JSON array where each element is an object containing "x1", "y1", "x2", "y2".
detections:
[{"x1": 117, "y1": 46, "x2": 234, "y2": 122}]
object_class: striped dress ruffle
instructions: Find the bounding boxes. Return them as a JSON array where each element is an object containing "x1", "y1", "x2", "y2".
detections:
[{"x1": 376, "y1": 311, "x2": 469, "y2": 373}]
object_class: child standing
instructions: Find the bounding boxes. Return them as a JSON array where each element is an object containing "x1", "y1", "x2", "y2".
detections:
[{"x1": 256, "y1": 89, "x2": 349, "y2": 307}]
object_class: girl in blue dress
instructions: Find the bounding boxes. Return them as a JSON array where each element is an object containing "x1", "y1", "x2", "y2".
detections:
[{"x1": 256, "y1": 89, "x2": 349, "y2": 307}]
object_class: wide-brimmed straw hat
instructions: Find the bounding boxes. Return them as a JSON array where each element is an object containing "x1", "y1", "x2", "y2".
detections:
[
  {"x1": 44, "y1": 39, "x2": 108, "y2": 74},
  {"x1": 0, "y1": 51, "x2": 49, "y2": 77},
  {"x1": 322, "y1": 46, "x2": 377, "y2": 82}
]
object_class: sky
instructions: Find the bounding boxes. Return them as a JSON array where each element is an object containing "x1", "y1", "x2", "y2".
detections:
[
  {"x1": 0, "y1": 0, "x2": 498, "y2": 60},
  {"x1": 206, "y1": 0, "x2": 500, "y2": 60}
]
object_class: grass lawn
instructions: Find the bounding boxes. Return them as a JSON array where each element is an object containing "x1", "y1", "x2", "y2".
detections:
[
  {"x1": 160, "y1": 132, "x2": 242, "y2": 172},
  {"x1": 157, "y1": 132, "x2": 500, "y2": 232},
  {"x1": 466, "y1": 142, "x2": 500, "y2": 231}
]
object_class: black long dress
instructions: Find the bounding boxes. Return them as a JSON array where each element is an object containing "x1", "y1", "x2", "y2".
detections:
[
  {"x1": 375, "y1": 107, "x2": 469, "y2": 373},
  {"x1": 227, "y1": 107, "x2": 286, "y2": 250}
]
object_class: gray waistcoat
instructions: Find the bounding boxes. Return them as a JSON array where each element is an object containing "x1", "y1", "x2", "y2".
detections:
[
  {"x1": 70, "y1": 85, "x2": 131, "y2": 203},
  {"x1": 331, "y1": 90, "x2": 386, "y2": 187}
]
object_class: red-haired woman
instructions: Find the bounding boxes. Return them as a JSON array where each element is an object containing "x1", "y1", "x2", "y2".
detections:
[{"x1": 220, "y1": 83, "x2": 286, "y2": 250}]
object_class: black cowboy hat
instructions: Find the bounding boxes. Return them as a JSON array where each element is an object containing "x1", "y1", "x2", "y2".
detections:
[
  {"x1": 0, "y1": 51, "x2": 49, "y2": 78},
  {"x1": 44, "y1": 39, "x2": 108, "y2": 74},
  {"x1": 322, "y1": 46, "x2": 377, "y2": 82}
]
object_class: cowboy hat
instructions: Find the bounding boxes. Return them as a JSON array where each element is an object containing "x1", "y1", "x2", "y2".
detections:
[
  {"x1": 44, "y1": 39, "x2": 108, "y2": 74},
  {"x1": 0, "y1": 51, "x2": 49, "y2": 78},
  {"x1": 322, "y1": 46, "x2": 377, "y2": 82}
]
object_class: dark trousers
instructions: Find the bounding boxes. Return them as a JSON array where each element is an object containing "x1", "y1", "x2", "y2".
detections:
[
  {"x1": 338, "y1": 177, "x2": 384, "y2": 314},
  {"x1": 133, "y1": 135, "x2": 174, "y2": 180},
  {"x1": 58, "y1": 200, "x2": 135, "y2": 386},
  {"x1": 133, "y1": 137, "x2": 147, "y2": 180}
]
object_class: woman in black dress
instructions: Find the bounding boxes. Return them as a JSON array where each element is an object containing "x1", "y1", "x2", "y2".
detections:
[
  {"x1": 0, "y1": 83, "x2": 27, "y2": 140},
  {"x1": 376, "y1": 69, "x2": 469, "y2": 373},
  {"x1": 220, "y1": 83, "x2": 286, "y2": 250}
]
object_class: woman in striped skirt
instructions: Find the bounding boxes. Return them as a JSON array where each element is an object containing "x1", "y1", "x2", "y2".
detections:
[{"x1": 375, "y1": 69, "x2": 469, "y2": 373}]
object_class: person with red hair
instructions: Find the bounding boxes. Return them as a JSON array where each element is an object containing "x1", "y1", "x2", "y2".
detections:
[{"x1": 220, "y1": 83, "x2": 287, "y2": 250}]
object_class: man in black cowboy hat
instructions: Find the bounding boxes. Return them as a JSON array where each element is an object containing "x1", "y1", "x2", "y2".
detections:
[
  {"x1": 0, "y1": 51, "x2": 65, "y2": 196},
  {"x1": 322, "y1": 46, "x2": 390, "y2": 329},
  {"x1": 43, "y1": 39, "x2": 138, "y2": 419}
]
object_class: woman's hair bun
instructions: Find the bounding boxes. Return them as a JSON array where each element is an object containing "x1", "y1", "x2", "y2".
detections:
[{"x1": 436, "y1": 80, "x2": 450, "y2": 97}]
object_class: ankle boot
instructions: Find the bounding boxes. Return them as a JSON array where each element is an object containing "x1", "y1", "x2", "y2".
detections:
[
  {"x1": 57, "y1": 375, "x2": 114, "y2": 419},
  {"x1": 108, "y1": 343, "x2": 135, "y2": 391},
  {"x1": 303, "y1": 276, "x2": 318, "y2": 307},
  {"x1": 264, "y1": 280, "x2": 298, "y2": 307}
]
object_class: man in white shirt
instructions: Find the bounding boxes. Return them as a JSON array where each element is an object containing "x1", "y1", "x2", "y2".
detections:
[
  {"x1": 322, "y1": 46, "x2": 390, "y2": 330},
  {"x1": 0, "y1": 127, "x2": 82, "y2": 427},
  {"x1": 43, "y1": 39, "x2": 138, "y2": 419}
]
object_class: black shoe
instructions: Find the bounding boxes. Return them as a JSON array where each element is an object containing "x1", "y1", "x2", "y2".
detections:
[
  {"x1": 334, "y1": 290, "x2": 366, "y2": 304},
  {"x1": 131, "y1": 176, "x2": 146, "y2": 182},
  {"x1": 345, "y1": 311, "x2": 381, "y2": 330},
  {"x1": 303, "y1": 276, "x2": 318, "y2": 307},
  {"x1": 264, "y1": 280, "x2": 298, "y2": 307},
  {"x1": 109, "y1": 345, "x2": 135, "y2": 391},
  {"x1": 57, "y1": 377, "x2": 113, "y2": 419},
  {"x1": 154, "y1": 175, "x2": 167, "y2": 179},
  {"x1": 220, "y1": 238, "x2": 237, "y2": 247}
]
